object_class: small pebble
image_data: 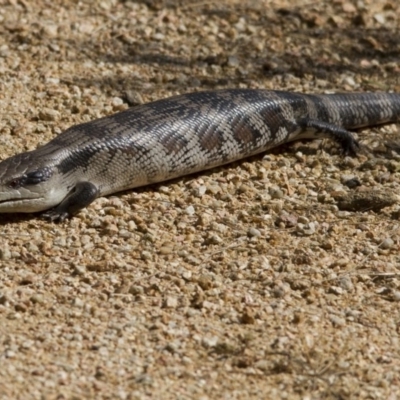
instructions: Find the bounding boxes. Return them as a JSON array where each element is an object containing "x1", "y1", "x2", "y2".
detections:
[
  {"x1": 296, "y1": 222, "x2": 316, "y2": 236},
  {"x1": 392, "y1": 291, "x2": 400, "y2": 302},
  {"x1": 112, "y1": 97, "x2": 125, "y2": 110},
  {"x1": 374, "y1": 13, "x2": 386, "y2": 24},
  {"x1": 202, "y1": 336, "x2": 219, "y2": 348},
  {"x1": 141, "y1": 251, "x2": 152, "y2": 261},
  {"x1": 163, "y1": 296, "x2": 178, "y2": 308},
  {"x1": 185, "y1": 205, "x2": 195, "y2": 215},
  {"x1": 329, "y1": 315, "x2": 346, "y2": 327},
  {"x1": 328, "y1": 286, "x2": 344, "y2": 295},
  {"x1": 380, "y1": 238, "x2": 394, "y2": 250},
  {"x1": 125, "y1": 90, "x2": 144, "y2": 105},
  {"x1": 297, "y1": 216, "x2": 309, "y2": 224},
  {"x1": 205, "y1": 234, "x2": 223, "y2": 245},
  {"x1": 248, "y1": 227, "x2": 261, "y2": 237},
  {"x1": 227, "y1": 55, "x2": 239, "y2": 67},
  {"x1": 196, "y1": 185, "x2": 207, "y2": 197},
  {"x1": 0, "y1": 246, "x2": 12, "y2": 260},
  {"x1": 39, "y1": 108, "x2": 60, "y2": 121},
  {"x1": 269, "y1": 187, "x2": 284, "y2": 199},
  {"x1": 338, "y1": 276, "x2": 354, "y2": 292}
]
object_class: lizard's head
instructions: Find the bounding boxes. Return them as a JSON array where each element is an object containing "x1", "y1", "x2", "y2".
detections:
[{"x1": 0, "y1": 151, "x2": 68, "y2": 213}]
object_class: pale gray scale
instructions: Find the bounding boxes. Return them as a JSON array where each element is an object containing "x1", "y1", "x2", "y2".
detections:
[
  {"x1": 112, "y1": 152, "x2": 149, "y2": 187},
  {"x1": 275, "y1": 126, "x2": 292, "y2": 143},
  {"x1": 160, "y1": 102, "x2": 246, "y2": 174},
  {"x1": 157, "y1": 121, "x2": 211, "y2": 173},
  {"x1": 116, "y1": 117, "x2": 207, "y2": 187},
  {"x1": 135, "y1": 135, "x2": 175, "y2": 178},
  {"x1": 238, "y1": 114, "x2": 271, "y2": 152},
  {"x1": 239, "y1": 93, "x2": 298, "y2": 152},
  {"x1": 175, "y1": 109, "x2": 229, "y2": 158},
  {"x1": 167, "y1": 123, "x2": 225, "y2": 173},
  {"x1": 230, "y1": 96, "x2": 274, "y2": 144},
  {"x1": 301, "y1": 96, "x2": 321, "y2": 121},
  {"x1": 249, "y1": 112, "x2": 273, "y2": 138},
  {"x1": 208, "y1": 112, "x2": 248, "y2": 159},
  {"x1": 89, "y1": 139, "x2": 154, "y2": 194},
  {"x1": 261, "y1": 95, "x2": 301, "y2": 145},
  {"x1": 102, "y1": 161, "x2": 154, "y2": 194},
  {"x1": 377, "y1": 95, "x2": 394, "y2": 121},
  {"x1": 323, "y1": 95, "x2": 376, "y2": 127},
  {"x1": 215, "y1": 124, "x2": 244, "y2": 160},
  {"x1": 315, "y1": 96, "x2": 343, "y2": 126},
  {"x1": 268, "y1": 92, "x2": 298, "y2": 123},
  {"x1": 349, "y1": 100, "x2": 374, "y2": 126},
  {"x1": 252, "y1": 93, "x2": 302, "y2": 144},
  {"x1": 82, "y1": 149, "x2": 118, "y2": 182},
  {"x1": 171, "y1": 139, "x2": 217, "y2": 174}
]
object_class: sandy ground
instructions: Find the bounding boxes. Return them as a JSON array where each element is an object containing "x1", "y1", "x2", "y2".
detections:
[{"x1": 1, "y1": 0, "x2": 400, "y2": 398}]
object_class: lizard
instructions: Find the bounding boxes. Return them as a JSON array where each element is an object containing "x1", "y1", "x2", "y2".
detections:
[{"x1": 0, "y1": 89, "x2": 398, "y2": 221}]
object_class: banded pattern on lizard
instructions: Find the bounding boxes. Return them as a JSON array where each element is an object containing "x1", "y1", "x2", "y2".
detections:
[{"x1": 0, "y1": 89, "x2": 399, "y2": 221}]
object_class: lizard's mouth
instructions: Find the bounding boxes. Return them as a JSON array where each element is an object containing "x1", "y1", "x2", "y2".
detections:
[
  {"x1": 0, "y1": 198, "x2": 17, "y2": 205},
  {"x1": 0, "y1": 196, "x2": 38, "y2": 204},
  {"x1": 0, "y1": 196, "x2": 46, "y2": 212}
]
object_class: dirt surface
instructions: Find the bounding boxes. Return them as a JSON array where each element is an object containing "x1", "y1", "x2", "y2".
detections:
[{"x1": 1, "y1": 0, "x2": 400, "y2": 398}]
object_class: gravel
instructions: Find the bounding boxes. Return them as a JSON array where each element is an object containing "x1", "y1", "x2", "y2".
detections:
[{"x1": 1, "y1": 0, "x2": 400, "y2": 399}]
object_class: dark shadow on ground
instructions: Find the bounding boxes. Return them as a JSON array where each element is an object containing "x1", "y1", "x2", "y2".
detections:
[
  {"x1": 0, "y1": 213, "x2": 40, "y2": 226},
  {"x1": 4, "y1": 1, "x2": 399, "y2": 93}
]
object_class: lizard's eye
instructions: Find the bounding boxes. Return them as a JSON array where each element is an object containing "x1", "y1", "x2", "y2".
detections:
[{"x1": 25, "y1": 169, "x2": 51, "y2": 185}]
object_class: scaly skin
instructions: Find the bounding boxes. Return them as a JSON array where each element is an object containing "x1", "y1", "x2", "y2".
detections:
[{"x1": 0, "y1": 89, "x2": 399, "y2": 221}]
